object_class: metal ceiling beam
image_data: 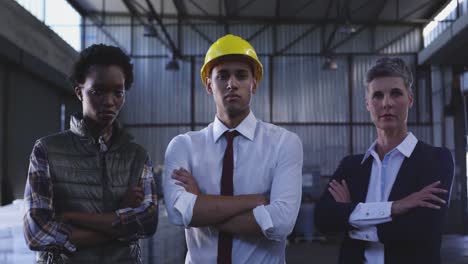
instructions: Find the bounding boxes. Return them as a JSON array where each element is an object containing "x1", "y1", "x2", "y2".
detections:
[
  {"x1": 100, "y1": 0, "x2": 106, "y2": 24},
  {"x1": 292, "y1": 0, "x2": 318, "y2": 17},
  {"x1": 272, "y1": 0, "x2": 279, "y2": 53},
  {"x1": 322, "y1": 0, "x2": 344, "y2": 53},
  {"x1": 223, "y1": 0, "x2": 231, "y2": 34},
  {"x1": 173, "y1": 0, "x2": 185, "y2": 54},
  {"x1": 345, "y1": 0, "x2": 428, "y2": 54},
  {"x1": 223, "y1": 0, "x2": 261, "y2": 18},
  {"x1": 246, "y1": 23, "x2": 271, "y2": 42},
  {"x1": 122, "y1": 0, "x2": 171, "y2": 51},
  {"x1": 398, "y1": 0, "x2": 435, "y2": 20},
  {"x1": 185, "y1": 22, "x2": 214, "y2": 45},
  {"x1": 276, "y1": 25, "x2": 320, "y2": 55},
  {"x1": 396, "y1": 0, "x2": 400, "y2": 19},
  {"x1": 67, "y1": 1, "x2": 130, "y2": 51},
  {"x1": 188, "y1": 0, "x2": 210, "y2": 16},
  {"x1": 224, "y1": 0, "x2": 233, "y2": 17},
  {"x1": 145, "y1": 0, "x2": 181, "y2": 57},
  {"x1": 328, "y1": 0, "x2": 389, "y2": 52},
  {"x1": 323, "y1": 25, "x2": 339, "y2": 53},
  {"x1": 350, "y1": 0, "x2": 375, "y2": 16},
  {"x1": 232, "y1": 0, "x2": 259, "y2": 15},
  {"x1": 327, "y1": 25, "x2": 367, "y2": 51},
  {"x1": 173, "y1": 0, "x2": 213, "y2": 46},
  {"x1": 81, "y1": 12, "x2": 432, "y2": 26},
  {"x1": 173, "y1": 0, "x2": 187, "y2": 17},
  {"x1": 85, "y1": 16, "x2": 129, "y2": 51},
  {"x1": 275, "y1": 0, "x2": 280, "y2": 18},
  {"x1": 65, "y1": 0, "x2": 89, "y2": 16},
  {"x1": 321, "y1": 0, "x2": 335, "y2": 53},
  {"x1": 420, "y1": 0, "x2": 451, "y2": 22}
]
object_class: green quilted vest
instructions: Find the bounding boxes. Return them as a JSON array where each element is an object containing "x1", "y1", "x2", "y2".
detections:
[{"x1": 37, "y1": 114, "x2": 148, "y2": 264}]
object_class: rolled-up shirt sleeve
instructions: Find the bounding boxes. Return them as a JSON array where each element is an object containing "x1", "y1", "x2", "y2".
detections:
[
  {"x1": 163, "y1": 135, "x2": 197, "y2": 227},
  {"x1": 253, "y1": 132, "x2": 303, "y2": 241},
  {"x1": 113, "y1": 154, "x2": 158, "y2": 239},
  {"x1": 23, "y1": 141, "x2": 76, "y2": 254}
]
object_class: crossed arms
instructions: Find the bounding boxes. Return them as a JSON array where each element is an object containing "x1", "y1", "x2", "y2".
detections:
[
  {"x1": 163, "y1": 133, "x2": 303, "y2": 240},
  {"x1": 171, "y1": 167, "x2": 266, "y2": 235},
  {"x1": 23, "y1": 141, "x2": 158, "y2": 254},
  {"x1": 315, "y1": 149, "x2": 454, "y2": 242}
]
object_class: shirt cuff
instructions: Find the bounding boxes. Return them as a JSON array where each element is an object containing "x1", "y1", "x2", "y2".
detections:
[
  {"x1": 349, "y1": 226, "x2": 380, "y2": 242},
  {"x1": 349, "y1": 202, "x2": 393, "y2": 228},
  {"x1": 174, "y1": 191, "x2": 197, "y2": 227},
  {"x1": 253, "y1": 205, "x2": 274, "y2": 236}
]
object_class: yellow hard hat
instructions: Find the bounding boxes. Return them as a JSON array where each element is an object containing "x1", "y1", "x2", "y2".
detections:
[{"x1": 200, "y1": 34, "x2": 263, "y2": 85}]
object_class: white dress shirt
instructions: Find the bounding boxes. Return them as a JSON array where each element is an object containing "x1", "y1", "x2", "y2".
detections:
[
  {"x1": 348, "y1": 132, "x2": 418, "y2": 264},
  {"x1": 163, "y1": 111, "x2": 303, "y2": 264}
]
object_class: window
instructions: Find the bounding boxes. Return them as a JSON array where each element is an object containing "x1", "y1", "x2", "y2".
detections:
[
  {"x1": 423, "y1": 0, "x2": 467, "y2": 47},
  {"x1": 14, "y1": 0, "x2": 81, "y2": 51}
]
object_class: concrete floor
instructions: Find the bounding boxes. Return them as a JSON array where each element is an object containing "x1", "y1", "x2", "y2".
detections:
[{"x1": 286, "y1": 235, "x2": 468, "y2": 264}]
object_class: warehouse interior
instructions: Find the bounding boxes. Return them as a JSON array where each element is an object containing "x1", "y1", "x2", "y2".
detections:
[{"x1": 0, "y1": 0, "x2": 467, "y2": 263}]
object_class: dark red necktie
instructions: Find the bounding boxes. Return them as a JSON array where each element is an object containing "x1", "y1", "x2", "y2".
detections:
[{"x1": 217, "y1": 130, "x2": 239, "y2": 264}]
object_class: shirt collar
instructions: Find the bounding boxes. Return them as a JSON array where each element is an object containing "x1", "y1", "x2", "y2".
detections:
[
  {"x1": 396, "y1": 132, "x2": 418, "y2": 157},
  {"x1": 361, "y1": 141, "x2": 378, "y2": 164},
  {"x1": 361, "y1": 132, "x2": 418, "y2": 164},
  {"x1": 213, "y1": 111, "x2": 257, "y2": 142}
]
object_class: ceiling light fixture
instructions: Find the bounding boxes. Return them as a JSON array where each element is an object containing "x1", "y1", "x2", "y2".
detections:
[
  {"x1": 165, "y1": 56, "x2": 180, "y2": 71},
  {"x1": 323, "y1": 56, "x2": 338, "y2": 70}
]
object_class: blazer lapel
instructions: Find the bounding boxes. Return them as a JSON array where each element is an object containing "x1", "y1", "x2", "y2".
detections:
[
  {"x1": 388, "y1": 142, "x2": 421, "y2": 201},
  {"x1": 353, "y1": 157, "x2": 373, "y2": 203}
]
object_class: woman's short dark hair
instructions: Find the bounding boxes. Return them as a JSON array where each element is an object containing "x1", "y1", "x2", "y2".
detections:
[
  {"x1": 69, "y1": 44, "x2": 134, "y2": 90},
  {"x1": 365, "y1": 57, "x2": 413, "y2": 94}
]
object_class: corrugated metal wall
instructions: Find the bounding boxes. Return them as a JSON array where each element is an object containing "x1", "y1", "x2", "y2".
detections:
[
  {"x1": 429, "y1": 64, "x2": 467, "y2": 233},
  {"x1": 127, "y1": 126, "x2": 191, "y2": 167},
  {"x1": 334, "y1": 28, "x2": 373, "y2": 53},
  {"x1": 276, "y1": 25, "x2": 320, "y2": 54},
  {"x1": 83, "y1": 16, "x2": 432, "y2": 175},
  {"x1": 125, "y1": 57, "x2": 192, "y2": 124},
  {"x1": 431, "y1": 65, "x2": 454, "y2": 149},
  {"x1": 429, "y1": 64, "x2": 460, "y2": 207},
  {"x1": 286, "y1": 125, "x2": 349, "y2": 175},
  {"x1": 273, "y1": 56, "x2": 349, "y2": 123},
  {"x1": 381, "y1": 28, "x2": 421, "y2": 54}
]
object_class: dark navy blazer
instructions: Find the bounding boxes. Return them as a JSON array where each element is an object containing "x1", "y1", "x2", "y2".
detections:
[{"x1": 315, "y1": 141, "x2": 454, "y2": 264}]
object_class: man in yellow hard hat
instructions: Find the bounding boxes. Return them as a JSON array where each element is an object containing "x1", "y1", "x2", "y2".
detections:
[{"x1": 163, "y1": 34, "x2": 303, "y2": 263}]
